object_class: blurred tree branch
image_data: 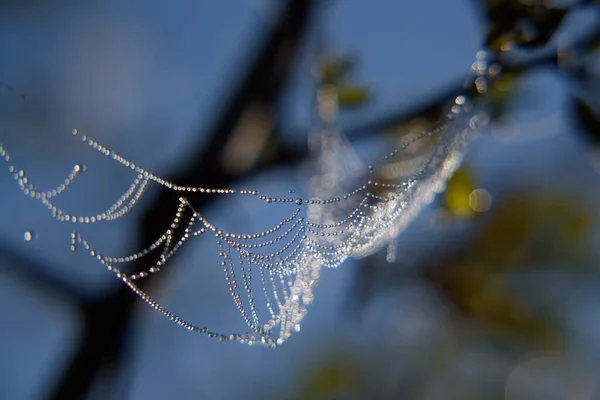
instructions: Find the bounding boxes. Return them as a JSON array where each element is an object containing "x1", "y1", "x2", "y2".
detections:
[
  {"x1": 48, "y1": 1, "x2": 320, "y2": 399},
  {"x1": 338, "y1": 17, "x2": 600, "y2": 141},
  {"x1": 1, "y1": 0, "x2": 592, "y2": 398}
]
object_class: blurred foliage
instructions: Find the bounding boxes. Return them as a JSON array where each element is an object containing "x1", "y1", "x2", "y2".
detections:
[
  {"x1": 486, "y1": 70, "x2": 520, "y2": 120},
  {"x1": 444, "y1": 166, "x2": 494, "y2": 218},
  {"x1": 445, "y1": 167, "x2": 478, "y2": 218},
  {"x1": 336, "y1": 84, "x2": 371, "y2": 109},
  {"x1": 317, "y1": 55, "x2": 371, "y2": 110},
  {"x1": 318, "y1": 55, "x2": 357, "y2": 84},
  {"x1": 274, "y1": 349, "x2": 369, "y2": 400},
  {"x1": 426, "y1": 193, "x2": 594, "y2": 350},
  {"x1": 296, "y1": 359, "x2": 364, "y2": 400},
  {"x1": 482, "y1": 0, "x2": 568, "y2": 51},
  {"x1": 4, "y1": 0, "x2": 600, "y2": 398}
]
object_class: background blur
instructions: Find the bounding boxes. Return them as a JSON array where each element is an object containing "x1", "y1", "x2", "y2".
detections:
[{"x1": 1, "y1": 0, "x2": 600, "y2": 399}]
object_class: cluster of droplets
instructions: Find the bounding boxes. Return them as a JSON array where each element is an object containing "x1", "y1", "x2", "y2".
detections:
[{"x1": 0, "y1": 51, "x2": 495, "y2": 347}]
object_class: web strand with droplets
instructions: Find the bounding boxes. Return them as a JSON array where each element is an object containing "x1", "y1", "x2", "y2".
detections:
[{"x1": 0, "y1": 51, "x2": 494, "y2": 347}]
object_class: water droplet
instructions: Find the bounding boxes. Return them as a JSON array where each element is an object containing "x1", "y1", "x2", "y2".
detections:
[
  {"x1": 23, "y1": 231, "x2": 37, "y2": 241},
  {"x1": 469, "y1": 188, "x2": 492, "y2": 212}
]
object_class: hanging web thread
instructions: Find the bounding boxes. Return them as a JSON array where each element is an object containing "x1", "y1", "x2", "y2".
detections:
[{"x1": 0, "y1": 51, "x2": 494, "y2": 347}]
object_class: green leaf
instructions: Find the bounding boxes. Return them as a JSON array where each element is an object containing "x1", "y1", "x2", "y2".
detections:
[{"x1": 337, "y1": 85, "x2": 370, "y2": 108}]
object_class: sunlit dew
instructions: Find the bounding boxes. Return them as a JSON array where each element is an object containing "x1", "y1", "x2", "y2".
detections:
[
  {"x1": 23, "y1": 231, "x2": 37, "y2": 242},
  {"x1": 0, "y1": 48, "x2": 495, "y2": 347},
  {"x1": 469, "y1": 188, "x2": 492, "y2": 212},
  {"x1": 386, "y1": 239, "x2": 397, "y2": 263}
]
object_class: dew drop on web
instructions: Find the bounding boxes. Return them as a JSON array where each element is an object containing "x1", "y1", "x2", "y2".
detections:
[{"x1": 23, "y1": 231, "x2": 37, "y2": 242}]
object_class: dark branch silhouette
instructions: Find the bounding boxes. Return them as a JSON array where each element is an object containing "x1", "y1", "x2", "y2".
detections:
[
  {"x1": 48, "y1": 1, "x2": 319, "y2": 399},
  {"x1": 0, "y1": 1, "x2": 594, "y2": 398}
]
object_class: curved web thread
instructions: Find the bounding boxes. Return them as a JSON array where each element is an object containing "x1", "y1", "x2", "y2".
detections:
[{"x1": 0, "y1": 51, "x2": 494, "y2": 347}]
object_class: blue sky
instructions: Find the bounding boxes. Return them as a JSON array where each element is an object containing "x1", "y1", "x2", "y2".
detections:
[{"x1": 1, "y1": 1, "x2": 600, "y2": 399}]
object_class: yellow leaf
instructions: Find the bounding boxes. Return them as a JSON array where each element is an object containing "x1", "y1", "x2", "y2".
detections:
[
  {"x1": 445, "y1": 167, "x2": 477, "y2": 218},
  {"x1": 337, "y1": 86, "x2": 370, "y2": 108}
]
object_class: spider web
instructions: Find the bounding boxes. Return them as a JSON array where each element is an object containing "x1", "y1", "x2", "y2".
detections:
[{"x1": 0, "y1": 51, "x2": 493, "y2": 347}]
